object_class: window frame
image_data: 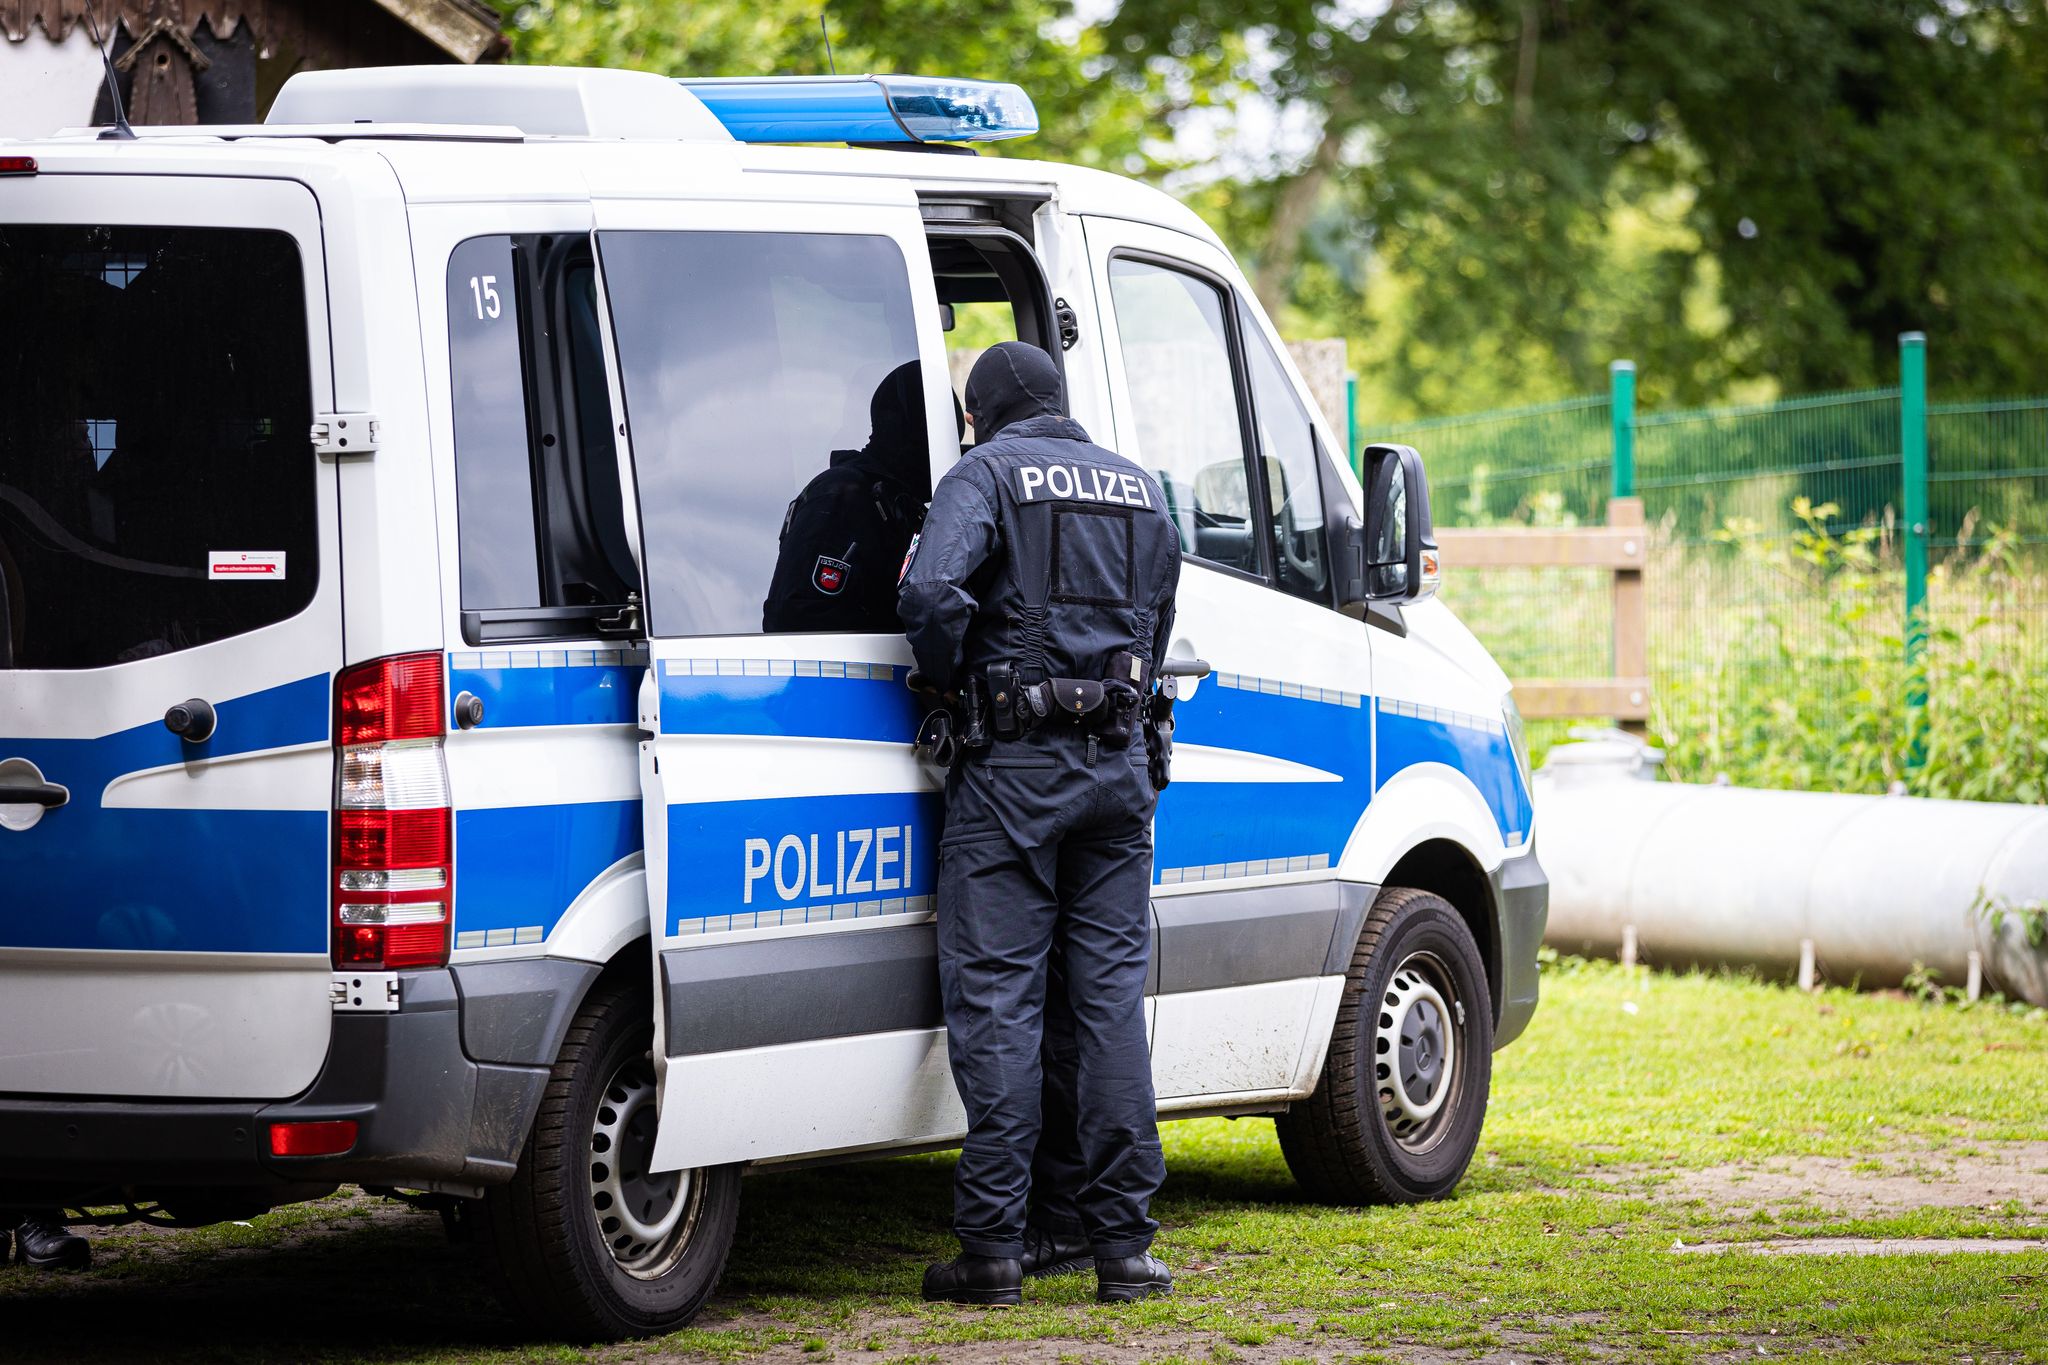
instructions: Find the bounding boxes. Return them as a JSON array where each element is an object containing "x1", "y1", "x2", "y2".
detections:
[
  {"x1": 445, "y1": 231, "x2": 643, "y2": 647},
  {"x1": 1234, "y1": 293, "x2": 1339, "y2": 610},
  {"x1": 594, "y1": 224, "x2": 934, "y2": 641},
  {"x1": 1103, "y1": 247, "x2": 1274, "y2": 587}
]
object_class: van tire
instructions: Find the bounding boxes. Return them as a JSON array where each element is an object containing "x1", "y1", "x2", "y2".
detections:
[
  {"x1": 473, "y1": 975, "x2": 740, "y2": 1341},
  {"x1": 1276, "y1": 886, "x2": 1492, "y2": 1205}
]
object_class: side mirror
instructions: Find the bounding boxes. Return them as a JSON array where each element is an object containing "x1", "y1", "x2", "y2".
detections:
[
  {"x1": 1340, "y1": 443, "x2": 1439, "y2": 619},
  {"x1": 1366, "y1": 443, "x2": 1438, "y2": 602}
]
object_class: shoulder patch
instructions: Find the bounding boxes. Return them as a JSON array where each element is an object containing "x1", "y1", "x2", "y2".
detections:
[
  {"x1": 813, "y1": 554, "x2": 850, "y2": 595},
  {"x1": 897, "y1": 532, "x2": 921, "y2": 585}
]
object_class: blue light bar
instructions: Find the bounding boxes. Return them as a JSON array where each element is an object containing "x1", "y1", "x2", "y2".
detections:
[{"x1": 679, "y1": 75, "x2": 1038, "y2": 145}]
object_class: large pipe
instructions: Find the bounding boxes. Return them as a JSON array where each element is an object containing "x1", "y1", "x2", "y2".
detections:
[{"x1": 1536, "y1": 747, "x2": 2048, "y2": 1006}]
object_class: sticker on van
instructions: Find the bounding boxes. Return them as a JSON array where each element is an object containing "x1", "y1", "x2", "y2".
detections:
[{"x1": 208, "y1": 551, "x2": 287, "y2": 580}]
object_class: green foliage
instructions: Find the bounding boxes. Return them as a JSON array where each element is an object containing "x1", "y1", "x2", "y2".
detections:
[{"x1": 1648, "y1": 503, "x2": 2048, "y2": 802}]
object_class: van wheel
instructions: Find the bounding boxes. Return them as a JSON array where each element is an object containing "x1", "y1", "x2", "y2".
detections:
[
  {"x1": 474, "y1": 976, "x2": 740, "y2": 1340},
  {"x1": 1276, "y1": 886, "x2": 1492, "y2": 1204}
]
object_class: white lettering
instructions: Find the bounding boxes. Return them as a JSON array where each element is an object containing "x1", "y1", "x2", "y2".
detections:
[
  {"x1": 773, "y1": 835, "x2": 805, "y2": 902},
  {"x1": 1045, "y1": 464, "x2": 1074, "y2": 499},
  {"x1": 808, "y1": 833, "x2": 833, "y2": 899},
  {"x1": 743, "y1": 838, "x2": 771, "y2": 905},
  {"x1": 1018, "y1": 466, "x2": 1045, "y2": 501},
  {"x1": 875, "y1": 825, "x2": 901, "y2": 891},
  {"x1": 846, "y1": 827, "x2": 874, "y2": 894},
  {"x1": 1076, "y1": 466, "x2": 1101, "y2": 500},
  {"x1": 836, "y1": 830, "x2": 846, "y2": 895},
  {"x1": 1121, "y1": 472, "x2": 1148, "y2": 507}
]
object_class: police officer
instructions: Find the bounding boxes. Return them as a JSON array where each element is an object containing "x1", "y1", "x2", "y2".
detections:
[
  {"x1": 899, "y1": 341, "x2": 1180, "y2": 1307},
  {"x1": 762, "y1": 361, "x2": 957, "y2": 633}
]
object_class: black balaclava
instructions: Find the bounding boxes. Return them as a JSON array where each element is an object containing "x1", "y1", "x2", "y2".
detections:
[
  {"x1": 862, "y1": 360, "x2": 960, "y2": 499},
  {"x1": 964, "y1": 341, "x2": 1062, "y2": 442}
]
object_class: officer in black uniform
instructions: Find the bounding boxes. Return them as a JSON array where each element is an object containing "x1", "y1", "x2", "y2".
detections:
[
  {"x1": 900, "y1": 341, "x2": 1180, "y2": 1307},
  {"x1": 762, "y1": 361, "x2": 958, "y2": 633}
]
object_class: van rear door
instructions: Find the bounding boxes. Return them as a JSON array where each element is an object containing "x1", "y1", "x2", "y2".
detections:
[{"x1": 0, "y1": 175, "x2": 341, "y2": 1099}]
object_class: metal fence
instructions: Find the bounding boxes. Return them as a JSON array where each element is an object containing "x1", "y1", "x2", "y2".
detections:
[{"x1": 1360, "y1": 336, "x2": 2048, "y2": 765}]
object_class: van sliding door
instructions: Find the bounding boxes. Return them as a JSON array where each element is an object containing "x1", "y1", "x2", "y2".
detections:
[{"x1": 589, "y1": 191, "x2": 967, "y2": 1171}]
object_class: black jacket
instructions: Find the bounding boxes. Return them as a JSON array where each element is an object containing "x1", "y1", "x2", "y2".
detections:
[
  {"x1": 763, "y1": 362, "x2": 945, "y2": 633},
  {"x1": 898, "y1": 344, "x2": 1180, "y2": 693}
]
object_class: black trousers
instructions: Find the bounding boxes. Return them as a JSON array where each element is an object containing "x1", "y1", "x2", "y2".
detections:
[{"x1": 936, "y1": 731, "x2": 1164, "y2": 1259}]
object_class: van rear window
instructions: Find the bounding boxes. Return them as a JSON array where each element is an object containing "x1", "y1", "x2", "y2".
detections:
[{"x1": 0, "y1": 225, "x2": 316, "y2": 669}]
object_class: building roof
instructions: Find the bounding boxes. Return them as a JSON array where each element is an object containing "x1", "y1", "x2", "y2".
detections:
[{"x1": 1, "y1": 0, "x2": 503, "y2": 63}]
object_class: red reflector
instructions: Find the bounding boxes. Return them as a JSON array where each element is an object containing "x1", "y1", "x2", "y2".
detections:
[
  {"x1": 338, "y1": 807, "x2": 451, "y2": 869},
  {"x1": 336, "y1": 923, "x2": 385, "y2": 966},
  {"x1": 0, "y1": 156, "x2": 36, "y2": 176},
  {"x1": 268, "y1": 1119, "x2": 358, "y2": 1157},
  {"x1": 337, "y1": 654, "x2": 445, "y2": 745}
]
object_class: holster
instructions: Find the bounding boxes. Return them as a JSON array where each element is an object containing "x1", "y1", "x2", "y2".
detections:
[{"x1": 1144, "y1": 691, "x2": 1175, "y2": 790}]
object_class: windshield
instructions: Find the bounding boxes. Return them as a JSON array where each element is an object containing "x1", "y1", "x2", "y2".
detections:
[{"x1": 0, "y1": 224, "x2": 316, "y2": 669}]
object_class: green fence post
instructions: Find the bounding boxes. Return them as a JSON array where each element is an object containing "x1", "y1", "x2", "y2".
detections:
[
  {"x1": 1609, "y1": 360, "x2": 1636, "y2": 500},
  {"x1": 1900, "y1": 332, "x2": 1929, "y2": 772},
  {"x1": 1346, "y1": 374, "x2": 1359, "y2": 475}
]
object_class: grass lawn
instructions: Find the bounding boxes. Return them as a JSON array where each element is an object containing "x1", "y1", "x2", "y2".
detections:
[{"x1": 3, "y1": 961, "x2": 2042, "y2": 1364}]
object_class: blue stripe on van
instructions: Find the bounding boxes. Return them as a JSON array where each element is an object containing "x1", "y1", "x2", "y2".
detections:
[
  {"x1": 454, "y1": 798, "x2": 643, "y2": 940},
  {"x1": 448, "y1": 660, "x2": 640, "y2": 729},
  {"x1": 1373, "y1": 704, "x2": 1532, "y2": 846},
  {"x1": 658, "y1": 663, "x2": 920, "y2": 743},
  {"x1": 1153, "y1": 678, "x2": 1372, "y2": 880},
  {"x1": 666, "y1": 789, "x2": 940, "y2": 933},
  {"x1": 0, "y1": 674, "x2": 332, "y2": 954}
]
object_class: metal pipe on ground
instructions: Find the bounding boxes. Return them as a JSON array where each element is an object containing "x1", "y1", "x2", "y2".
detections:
[{"x1": 1534, "y1": 738, "x2": 2048, "y2": 1007}]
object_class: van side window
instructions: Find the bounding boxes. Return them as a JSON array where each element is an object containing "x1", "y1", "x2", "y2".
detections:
[
  {"x1": 599, "y1": 231, "x2": 927, "y2": 638},
  {"x1": 1238, "y1": 303, "x2": 1331, "y2": 604},
  {"x1": 1104, "y1": 257, "x2": 1257, "y2": 576},
  {"x1": 446, "y1": 236, "x2": 638, "y2": 643},
  {"x1": 447, "y1": 236, "x2": 543, "y2": 612},
  {"x1": 0, "y1": 225, "x2": 317, "y2": 669}
]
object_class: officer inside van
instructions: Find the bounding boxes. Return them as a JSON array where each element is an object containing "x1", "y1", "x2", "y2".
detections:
[
  {"x1": 762, "y1": 362, "x2": 959, "y2": 633},
  {"x1": 900, "y1": 341, "x2": 1180, "y2": 1307}
]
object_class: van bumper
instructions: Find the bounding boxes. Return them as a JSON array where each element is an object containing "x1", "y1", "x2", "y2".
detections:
[
  {"x1": 0, "y1": 968, "x2": 558, "y2": 1207},
  {"x1": 1491, "y1": 842, "x2": 1549, "y2": 1049}
]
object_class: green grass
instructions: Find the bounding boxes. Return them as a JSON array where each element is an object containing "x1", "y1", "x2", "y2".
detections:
[{"x1": 2, "y1": 963, "x2": 2041, "y2": 1363}]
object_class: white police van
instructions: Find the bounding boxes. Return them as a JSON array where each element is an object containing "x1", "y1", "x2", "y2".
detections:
[{"x1": 0, "y1": 66, "x2": 1544, "y2": 1338}]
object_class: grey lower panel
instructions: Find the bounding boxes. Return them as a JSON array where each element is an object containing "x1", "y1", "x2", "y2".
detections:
[
  {"x1": 1153, "y1": 879, "x2": 1374, "y2": 995},
  {"x1": 663, "y1": 921, "x2": 940, "y2": 1058},
  {"x1": 453, "y1": 957, "x2": 603, "y2": 1067},
  {"x1": 1492, "y1": 842, "x2": 1550, "y2": 1049}
]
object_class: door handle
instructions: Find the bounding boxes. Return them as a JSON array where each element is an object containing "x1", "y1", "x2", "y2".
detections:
[{"x1": 0, "y1": 779, "x2": 68, "y2": 809}]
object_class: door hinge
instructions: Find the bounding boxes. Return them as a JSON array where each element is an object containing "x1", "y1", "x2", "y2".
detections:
[
  {"x1": 332, "y1": 972, "x2": 401, "y2": 1012},
  {"x1": 312, "y1": 413, "x2": 381, "y2": 458}
]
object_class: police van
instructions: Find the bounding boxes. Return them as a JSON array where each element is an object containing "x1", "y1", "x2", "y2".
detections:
[{"x1": 0, "y1": 67, "x2": 1545, "y2": 1338}]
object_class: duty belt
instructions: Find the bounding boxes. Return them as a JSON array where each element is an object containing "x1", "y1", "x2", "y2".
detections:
[{"x1": 982, "y1": 656, "x2": 1146, "y2": 748}]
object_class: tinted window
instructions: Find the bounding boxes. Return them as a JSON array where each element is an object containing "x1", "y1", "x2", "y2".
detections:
[
  {"x1": 601, "y1": 231, "x2": 927, "y2": 637},
  {"x1": 1240, "y1": 305, "x2": 1331, "y2": 603},
  {"x1": 0, "y1": 225, "x2": 316, "y2": 669},
  {"x1": 448, "y1": 235, "x2": 541, "y2": 612},
  {"x1": 1106, "y1": 257, "x2": 1256, "y2": 574}
]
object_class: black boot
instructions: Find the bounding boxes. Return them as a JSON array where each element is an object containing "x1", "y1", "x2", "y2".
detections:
[
  {"x1": 1094, "y1": 1252, "x2": 1170, "y2": 1303},
  {"x1": 1020, "y1": 1223, "x2": 1091, "y2": 1278},
  {"x1": 15, "y1": 1212, "x2": 90, "y2": 1271},
  {"x1": 921, "y1": 1253, "x2": 1022, "y2": 1306}
]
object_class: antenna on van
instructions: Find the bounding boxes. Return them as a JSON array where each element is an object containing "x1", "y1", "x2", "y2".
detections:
[
  {"x1": 85, "y1": 3, "x2": 137, "y2": 141},
  {"x1": 819, "y1": 9, "x2": 839, "y2": 75}
]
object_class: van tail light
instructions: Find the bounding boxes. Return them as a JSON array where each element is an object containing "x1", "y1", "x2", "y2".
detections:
[
  {"x1": 0, "y1": 156, "x2": 37, "y2": 176},
  {"x1": 333, "y1": 654, "x2": 452, "y2": 970}
]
